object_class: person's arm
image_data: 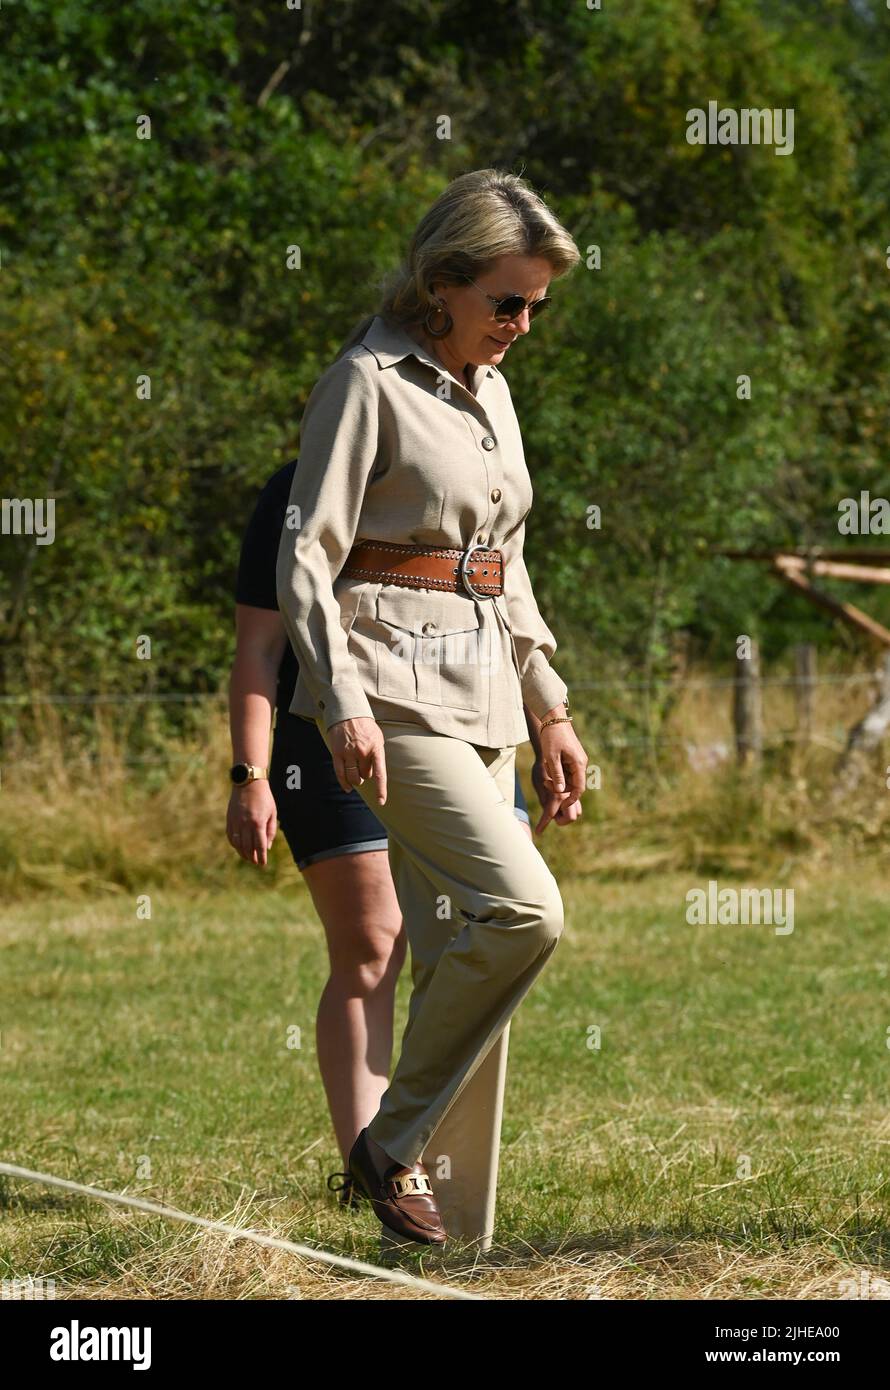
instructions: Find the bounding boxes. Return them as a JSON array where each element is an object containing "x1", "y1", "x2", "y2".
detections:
[
  {"x1": 524, "y1": 702, "x2": 543, "y2": 760},
  {"x1": 226, "y1": 605, "x2": 287, "y2": 867},
  {"x1": 499, "y1": 479, "x2": 585, "y2": 817},
  {"x1": 500, "y1": 514, "x2": 569, "y2": 719},
  {"x1": 525, "y1": 702, "x2": 584, "y2": 833},
  {"x1": 229, "y1": 605, "x2": 287, "y2": 766},
  {"x1": 275, "y1": 355, "x2": 380, "y2": 731}
]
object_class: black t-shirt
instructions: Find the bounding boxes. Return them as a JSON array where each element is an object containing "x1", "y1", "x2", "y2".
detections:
[{"x1": 234, "y1": 458, "x2": 300, "y2": 715}]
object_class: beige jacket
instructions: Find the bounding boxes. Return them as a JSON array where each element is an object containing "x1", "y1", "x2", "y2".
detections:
[{"x1": 275, "y1": 313, "x2": 568, "y2": 748}]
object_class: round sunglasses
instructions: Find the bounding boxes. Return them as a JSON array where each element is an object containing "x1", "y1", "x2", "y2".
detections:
[{"x1": 462, "y1": 276, "x2": 551, "y2": 323}]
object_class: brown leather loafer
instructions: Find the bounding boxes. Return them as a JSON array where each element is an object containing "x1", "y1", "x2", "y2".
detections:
[{"x1": 348, "y1": 1127, "x2": 447, "y2": 1245}]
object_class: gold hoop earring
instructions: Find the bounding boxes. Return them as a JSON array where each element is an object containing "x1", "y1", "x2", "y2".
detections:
[{"x1": 424, "y1": 299, "x2": 453, "y2": 338}]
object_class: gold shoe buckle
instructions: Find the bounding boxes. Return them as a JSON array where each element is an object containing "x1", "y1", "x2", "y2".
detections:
[{"x1": 389, "y1": 1172, "x2": 433, "y2": 1199}]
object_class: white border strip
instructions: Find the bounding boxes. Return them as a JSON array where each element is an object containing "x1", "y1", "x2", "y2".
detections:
[{"x1": 0, "y1": 1162, "x2": 486, "y2": 1301}]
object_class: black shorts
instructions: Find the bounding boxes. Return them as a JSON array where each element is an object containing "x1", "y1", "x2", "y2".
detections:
[{"x1": 269, "y1": 711, "x2": 530, "y2": 872}]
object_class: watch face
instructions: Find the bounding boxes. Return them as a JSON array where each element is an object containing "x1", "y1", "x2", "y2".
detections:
[{"x1": 230, "y1": 764, "x2": 249, "y2": 785}]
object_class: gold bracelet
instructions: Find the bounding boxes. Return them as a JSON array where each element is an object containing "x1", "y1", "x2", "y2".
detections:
[{"x1": 539, "y1": 715, "x2": 573, "y2": 730}]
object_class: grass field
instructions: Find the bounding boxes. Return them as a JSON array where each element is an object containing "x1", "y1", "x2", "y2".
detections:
[{"x1": 2, "y1": 861, "x2": 888, "y2": 1300}]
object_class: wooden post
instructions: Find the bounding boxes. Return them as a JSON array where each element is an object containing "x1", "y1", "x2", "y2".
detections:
[
  {"x1": 833, "y1": 653, "x2": 890, "y2": 799},
  {"x1": 734, "y1": 642, "x2": 763, "y2": 768},
  {"x1": 794, "y1": 643, "x2": 816, "y2": 747}
]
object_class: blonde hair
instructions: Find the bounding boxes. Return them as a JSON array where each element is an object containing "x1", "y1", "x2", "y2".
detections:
[{"x1": 334, "y1": 168, "x2": 581, "y2": 360}]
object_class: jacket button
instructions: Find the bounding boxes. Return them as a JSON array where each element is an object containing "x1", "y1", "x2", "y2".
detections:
[
  {"x1": 490, "y1": 488, "x2": 502, "y2": 503},
  {"x1": 318, "y1": 700, "x2": 325, "y2": 709},
  {"x1": 421, "y1": 621, "x2": 437, "y2": 635},
  {"x1": 481, "y1": 436, "x2": 496, "y2": 450}
]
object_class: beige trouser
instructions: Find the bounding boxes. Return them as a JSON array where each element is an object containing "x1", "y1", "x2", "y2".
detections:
[{"x1": 315, "y1": 717, "x2": 564, "y2": 1249}]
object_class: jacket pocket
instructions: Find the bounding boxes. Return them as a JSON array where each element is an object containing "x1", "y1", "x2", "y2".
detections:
[
  {"x1": 373, "y1": 588, "x2": 418, "y2": 702},
  {"x1": 334, "y1": 576, "x2": 371, "y2": 637},
  {"x1": 374, "y1": 588, "x2": 485, "y2": 709}
]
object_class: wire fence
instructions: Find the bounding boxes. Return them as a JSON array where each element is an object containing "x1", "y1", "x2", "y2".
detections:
[
  {"x1": 0, "y1": 664, "x2": 879, "y2": 770},
  {"x1": 0, "y1": 669, "x2": 874, "y2": 766},
  {"x1": 0, "y1": 671, "x2": 879, "y2": 706}
]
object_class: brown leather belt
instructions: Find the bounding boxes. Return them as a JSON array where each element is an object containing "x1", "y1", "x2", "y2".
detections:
[{"x1": 341, "y1": 538, "x2": 504, "y2": 597}]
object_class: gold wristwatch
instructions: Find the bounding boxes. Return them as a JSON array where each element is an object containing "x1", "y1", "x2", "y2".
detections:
[{"x1": 229, "y1": 763, "x2": 268, "y2": 786}]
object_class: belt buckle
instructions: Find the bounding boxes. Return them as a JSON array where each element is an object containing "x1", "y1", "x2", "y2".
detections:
[{"x1": 459, "y1": 542, "x2": 496, "y2": 598}]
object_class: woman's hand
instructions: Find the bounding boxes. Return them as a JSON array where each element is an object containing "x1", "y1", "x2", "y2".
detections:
[
  {"x1": 327, "y1": 717, "x2": 388, "y2": 803},
  {"x1": 226, "y1": 781, "x2": 278, "y2": 867},
  {"x1": 534, "y1": 707, "x2": 588, "y2": 833},
  {"x1": 531, "y1": 759, "x2": 584, "y2": 835}
]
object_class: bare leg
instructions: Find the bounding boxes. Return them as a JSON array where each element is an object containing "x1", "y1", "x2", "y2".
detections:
[{"x1": 302, "y1": 850, "x2": 407, "y2": 1167}]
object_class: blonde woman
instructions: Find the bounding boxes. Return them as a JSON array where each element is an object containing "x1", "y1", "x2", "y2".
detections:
[
  {"x1": 276, "y1": 168, "x2": 588, "y2": 1246},
  {"x1": 227, "y1": 457, "x2": 573, "y2": 1252}
]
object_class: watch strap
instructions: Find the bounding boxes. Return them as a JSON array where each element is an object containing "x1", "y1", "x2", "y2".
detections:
[{"x1": 230, "y1": 763, "x2": 268, "y2": 785}]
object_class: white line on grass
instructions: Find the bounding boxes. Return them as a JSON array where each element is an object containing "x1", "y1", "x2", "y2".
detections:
[{"x1": 0, "y1": 1162, "x2": 487, "y2": 1301}]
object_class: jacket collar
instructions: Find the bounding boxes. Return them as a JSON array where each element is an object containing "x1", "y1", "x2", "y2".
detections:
[{"x1": 360, "y1": 314, "x2": 498, "y2": 383}]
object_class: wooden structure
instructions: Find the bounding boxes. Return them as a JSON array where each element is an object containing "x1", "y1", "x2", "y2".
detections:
[
  {"x1": 716, "y1": 548, "x2": 890, "y2": 646},
  {"x1": 715, "y1": 548, "x2": 890, "y2": 789}
]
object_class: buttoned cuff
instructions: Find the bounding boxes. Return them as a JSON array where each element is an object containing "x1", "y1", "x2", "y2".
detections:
[
  {"x1": 521, "y1": 657, "x2": 569, "y2": 722},
  {"x1": 315, "y1": 680, "x2": 376, "y2": 731}
]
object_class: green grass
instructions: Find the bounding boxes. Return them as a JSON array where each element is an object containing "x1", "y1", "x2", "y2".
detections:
[{"x1": 1, "y1": 869, "x2": 888, "y2": 1300}]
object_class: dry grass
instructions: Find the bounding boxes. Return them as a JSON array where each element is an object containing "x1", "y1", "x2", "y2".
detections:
[
  {"x1": 4, "y1": 1188, "x2": 886, "y2": 1301},
  {"x1": 2, "y1": 659, "x2": 890, "y2": 902}
]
